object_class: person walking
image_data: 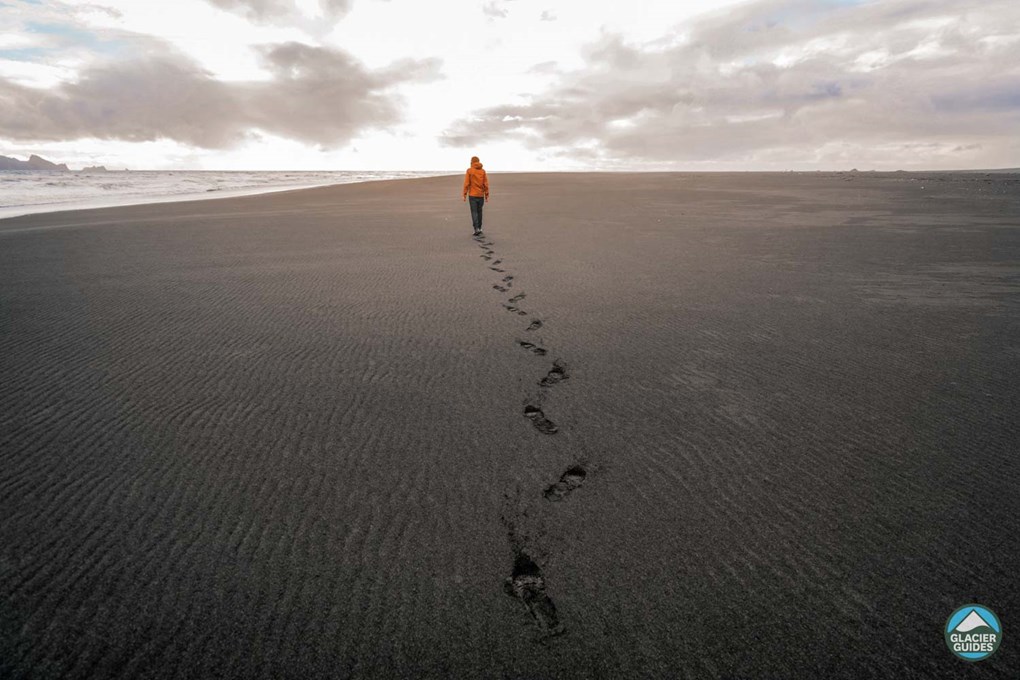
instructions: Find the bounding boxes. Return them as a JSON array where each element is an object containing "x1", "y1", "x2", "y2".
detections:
[{"x1": 462, "y1": 155, "x2": 489, "y2": 235}]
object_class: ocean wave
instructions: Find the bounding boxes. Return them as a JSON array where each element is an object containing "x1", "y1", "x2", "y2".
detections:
[{"x1": 0, "y1": 170, "x2": 454, "y2": 219}]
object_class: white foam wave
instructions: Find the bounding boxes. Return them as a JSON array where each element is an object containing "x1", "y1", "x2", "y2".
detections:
[{"x1": 0, "y1": 170, "x2": 454, "y2": 219}]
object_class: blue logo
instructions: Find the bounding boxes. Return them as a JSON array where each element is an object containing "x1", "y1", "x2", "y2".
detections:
[{"x1": 945, "y1": 604, "x2": 1001, "y2": 661}]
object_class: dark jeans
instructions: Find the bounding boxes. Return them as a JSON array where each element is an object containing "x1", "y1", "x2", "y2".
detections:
[{"x1": 468, "y1": 196, "x2": 484, "y2": 231}]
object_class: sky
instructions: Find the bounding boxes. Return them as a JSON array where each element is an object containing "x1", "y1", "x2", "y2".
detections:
[{"x1": 0, "y1": 0, "x2": 1018, "y2": 171}]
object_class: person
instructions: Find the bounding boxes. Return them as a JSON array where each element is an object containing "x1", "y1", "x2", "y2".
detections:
[{"x1": 462, "y1": 155, "x2": 489, "y2": 235}]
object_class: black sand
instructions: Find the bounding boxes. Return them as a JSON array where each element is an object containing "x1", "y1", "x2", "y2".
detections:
[{"x1": 1, "y1": 172, "x2": 1018, "y2": 678}]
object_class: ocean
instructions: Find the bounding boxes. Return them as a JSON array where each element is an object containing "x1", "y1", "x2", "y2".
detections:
[{"x1": 0, "y1": 170, "x2": 455, "y2": 220}]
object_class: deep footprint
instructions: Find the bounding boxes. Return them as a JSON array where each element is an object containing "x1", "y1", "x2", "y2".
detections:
[
  {"x1": 494, "y1": 284, "x2": 508, "y2": 292},
  {"x1": 509, "y1": 293, "x2": 526, "y2": 303},
  {"x1": 492, "y1": 259, "x2": 503, "y2": 265},
  {"x1": 539, "y1": 361, "x2": 569, "y2": 387},
  {"x1": 518, "y1": 341, "x2": 548, "y2": 356},
  {"x1": 543, "y1": 465, "x2": 586, "y2": 502},
  {"x1": 504, "y1": 552, "x2": 565, "y2": 637},
  {"x1": 527, "y1": 319, "x2": 543, "y2": 331},
  {"x1": 523, "y1": 405, "x2": 558, "y2": 434},
  {"x1": 490, "y1": 267, "x2": 506, "y2": 272},
  {"x1": 503, "y1": 275, "x2": 514, "y2": 283}
]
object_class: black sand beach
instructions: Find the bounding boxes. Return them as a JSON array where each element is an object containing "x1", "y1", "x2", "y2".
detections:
[{"x1": 1, "y1": 172, "x2": 1018, "y2": 678}]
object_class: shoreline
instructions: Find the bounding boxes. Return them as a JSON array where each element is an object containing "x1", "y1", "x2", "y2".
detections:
[
  {"x1": 4, "y1": 168, "x2": 1017, "y2": 223},
  {"x1": 3, "y1": 167, "x2": 1015, "y2": 223},
  {"x1": 0, "y1": 180, "x2": 339, "y2": 221},
  {"x1": 0, "y1": 171, "x2": 459, "y2": 221}
]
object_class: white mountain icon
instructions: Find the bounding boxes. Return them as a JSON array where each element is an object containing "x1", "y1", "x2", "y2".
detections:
[{"x1": 955, "y1": 610, "x2": 992, "y2": 632}]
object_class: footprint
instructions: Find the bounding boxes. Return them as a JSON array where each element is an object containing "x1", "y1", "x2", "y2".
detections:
[
  {"x1": 527, "y1": 320, "x2": 543, "y2": 332},
  {"x1": 481, "y1": 255, "x2": 492, "y2": 261},
  {"x1": 492, "y1": 259, "x2": 503, "y2": 265},
  {"x1": 518, "y1": 341, "x2": 548, "y2": 356},
  {"x1": 503, "y1": 275, "x2": 514, "y2": 283},
  {"x1": 504, "y1": 303, "x2": 521, "y2": 313},
  {"x1": 494, "y1": 284, "x2": 508, "y2": 292},
  {"x1": 504, "y1": 552, "x2": 565, "y2": 638},
  {"x1": 490, "y1": 267, "x2": 506, "y2": 272},
  {"x1": 523, "y1": 404, "x2": 558, "y2": 434},
  {"x1": 509, "y1": 293, "x2": 526, "y2": 303},
  {"x1": 543, "y1": 465, "x2": 586, "y2": 502},
  {"x1": 539, "y1": 360, "x2": 568, "y2": 387}
]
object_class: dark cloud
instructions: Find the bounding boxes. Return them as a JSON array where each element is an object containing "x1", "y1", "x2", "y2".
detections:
[
  {"x1": 245, "y1": 42, "x2": 441, "y2": 146},
  {"x1": 442, "y1": 0, "x2": 1020, "y2": 168},
  {"x1": 0, "y1": 55, "x2": 244, "y2": 147},
  {"x1": 0, "y1": 42, "x2": 442, "y2": 148}
]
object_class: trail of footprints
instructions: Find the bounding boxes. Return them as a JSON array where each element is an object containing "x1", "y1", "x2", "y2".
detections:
[{"x1": 471, "y1": 232, "x2": 587, "y2": 640}]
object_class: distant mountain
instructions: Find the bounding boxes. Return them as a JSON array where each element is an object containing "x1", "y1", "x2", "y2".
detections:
[
  {"x1": 942, "y1": 168, "x2": 1020, "y2": 174},
  {"x1": 81, "y1": 165, "x2": 109, "y2": 173},
  {"x1": 0, "y1": 154, "x2": 70, "y2": 171}
]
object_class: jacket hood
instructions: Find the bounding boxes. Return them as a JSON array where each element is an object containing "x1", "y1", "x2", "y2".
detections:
[{"x1": 471, "y1": 161, "x2": 483, "y2": 169}]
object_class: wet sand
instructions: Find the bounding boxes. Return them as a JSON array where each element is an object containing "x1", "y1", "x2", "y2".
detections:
[{"x1": 1, "y1": 172, "x2": 1018, "y2": 678}]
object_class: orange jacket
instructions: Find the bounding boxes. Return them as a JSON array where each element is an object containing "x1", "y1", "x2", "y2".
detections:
[{"x1": 463, "y1": 162, "x2": 489, "y2": 198}]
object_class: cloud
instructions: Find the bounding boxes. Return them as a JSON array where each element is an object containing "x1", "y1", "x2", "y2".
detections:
[
  {"x1": 320, "y1": 0, "x2": 354, "y2": 16},
  {"x1": 245, "y1": 42, "x2": 441, "y2": 146},
  {"x1": 0, "y1": 54, "x2": 244, "y2": 147},
  {"x1": 204, "y1": 0, "x2": 352, "y2": 22},
  {"x1": 0, "y1": 41, "x2": 442, "y2": 148},
  {"x1": 482, "y1": 1, "x2": 511, "y2": 19},
  {"x1": 441, "y1": 0, "x2": 1020, "y2": 168},
  {"x1": 539, "y1": 10, "x2": 556, "y2": 22},
  {"x1": 527, "y1": 60, "x2": 560, "y2": 74},
  {"x1": 204, "y1": 0, "x2": 287, "y2": 21},
  {"x1": 71, "y1": 4, "x2": 124, "y2": 20}
]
